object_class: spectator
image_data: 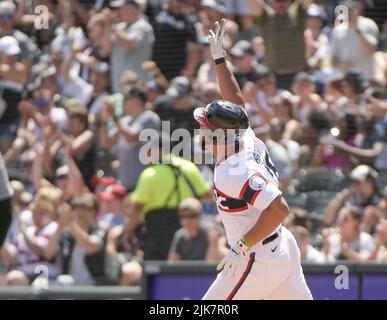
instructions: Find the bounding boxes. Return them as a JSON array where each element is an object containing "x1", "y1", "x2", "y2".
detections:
[
  {"x1": 23, "y1": 88, "x2": 68, "y2": 143},
  {"x1": 99, "y1": 83, "x2": 161, "y2": 191},
  {"x1": 197, "y1": 0, "x2": 239, "y2": 50},
  {"x1": 0, "y1": 36, "x2": 27, "y2": 152},
  {"x1": 323, "y1": 165, "x2": 381, "y2": 226},
  {"x1": 76, "y1": 14, "x2": 111, "y2": 82},
  {"x1": 5, "y1": 180, "x2": 33, "y2": 245},
  {"x1": 0, "y1": 0, "x2": 40, "y2": 68},
  {"x1": 50, "y1": 106, "x2": 96, "y2": 188},
  {"x1": 1, "y1": 191, "x2": 60, "y2": 285},
  {"x1": 53, "y1": 194, "x2": 107, "y2": 286},
  {"x1": 255, "y1": 0, "x2": 311, "y2": 89},
  {"x1": 168, "y1": 198, "x2": 225, "y2": 261},
  {"x1": 106, "y1": 0, "x2": 155, "y2": 92},
  {"x1": 304, "y1": 4, "x2": 330, "y2": 73},
  {"x1": 154, "y1": 76, "x2": 200, "y2": 139},
  {"x1": 286, "y1": 207, "x2": 312, "y2": 231},
  {"x1": 331, "y1": 0, "x2": 379, "y2": 82},
  {"x1": 0, "y1": 152, "x2": 13, "y2": 248},
  {"x1": 151, "y1": 0, "x2": 200, "y2": 80},
  {"x1": 290, "y1": 226, "x2": 326, "y2": 263},
  {"x1": 314, "y1": 111, "x2": 360, "y2": 171},
  {"x1": 125, "y1": 133, "x2": 211, "y2": 260},
  {"x1": 98, "y1": 183, "x2": 127, "y2": 230},
  {"x1": 230, "y1": 40, "x2": 265, "y2": 89},
  {"x1": 105, "y1": 197, "x2": 143, "y2": 285},
  {"x1": 323, "y1": 206, "x2": 374, "y2": 261},
  {"x1": 291, "y1": 72, "x2": 325, "y2": 124},
  {"x1": 243, "y1": 67, "x2": 294, "y2": 128},
  {"x1": 368, "y1": 219, "x2": 387, "y2": 262}
]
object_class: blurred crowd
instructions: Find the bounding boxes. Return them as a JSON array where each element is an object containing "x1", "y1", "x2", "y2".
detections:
[{"x1": 0, "y1": 0, "x2": 387, "y2": 288}]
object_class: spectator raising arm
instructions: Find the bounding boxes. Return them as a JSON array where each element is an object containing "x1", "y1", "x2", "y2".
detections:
[
  {"x1": 208, "y1": 19, "x2": 244, "y2": 107},
  {"x1": 45, "y1": 203, "x2": 72, "y2": 260},
  {"x1": 99, "y1": 100, "x2": 118, "y2": 149},
  {"x1": 124, "y1": 202, "x2": 144, "y2": 236},
  {"x1": 182, "y1": 41, "x2": 201, "y2": 78},
  {"x1": 323, "y1": 189, "x2": 352, "y2": 226},
  {"x1": 61, "y1": 138, "x2": 89, "y2": 196},
  {"x1": 68, "y1": 221, "x2": 101, "y2": 254}
]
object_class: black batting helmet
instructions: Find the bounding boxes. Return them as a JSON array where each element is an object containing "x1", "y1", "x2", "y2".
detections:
[{"x1": 193, "y1": 100, "x2": 249, "y2": 130}]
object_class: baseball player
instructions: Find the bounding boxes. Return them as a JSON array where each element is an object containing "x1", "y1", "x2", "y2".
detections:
[{"x1": 193, "y1": 19, "x2": 312, "y2": 300}]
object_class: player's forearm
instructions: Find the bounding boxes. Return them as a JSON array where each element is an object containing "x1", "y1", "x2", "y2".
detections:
[
  {"x1": 215, "y1": 61, "x2": 244, "y2": 107},
  {"x1": 243, "y1": 195, "x2": 288, "y2": 247}
]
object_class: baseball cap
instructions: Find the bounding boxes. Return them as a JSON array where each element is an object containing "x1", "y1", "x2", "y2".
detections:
[
  {"x1": 307, "y1": 4, "x2": 327, "y2": 20},
  {"x1": 201, "y1": 0, "x2": 228, "y2": 14},
  {"x1": 109, "y1": 0, "x2": 140, "y2": 8},
  {"x1": 0, "y1": 1, "x2": 16, "y2": 16},
  {"x1": 349, "y1": 165, "x2": 378, "y2": 182},
  {"x1": 230, "y1": 40, "x2": 254, "y2": 58},
  {"x1": 99, "y1": 184, "x2": 127, "y2": 202},
  {"x1": 294, "y1": 72, "x2": 315, "y2": 84},
  {"x1": 179, "y1": 198, "x2": 203, "y2": 213},
  {"x1": 90, "y1": 175, "x2": 116, "y2": 189},
  {"x1": 166, "y1": 76, "x2": 192, "y2": 99},
  {"x1": 0, "y1": 36, "x2": 21, "y2": 56}
]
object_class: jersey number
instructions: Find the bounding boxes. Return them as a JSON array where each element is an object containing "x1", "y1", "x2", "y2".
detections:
[{"x1": 264, "y1": 150, "x2": 278, "y2": 178}]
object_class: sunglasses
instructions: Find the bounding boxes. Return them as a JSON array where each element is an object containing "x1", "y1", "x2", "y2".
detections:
[{"x1": 179, "y1": 213, "x2": 200, "y2": 219}]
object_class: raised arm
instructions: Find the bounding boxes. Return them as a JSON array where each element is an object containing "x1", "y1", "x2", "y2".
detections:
[{"x1": 208, "y1": 19, "x2": 244, "y2": 107}]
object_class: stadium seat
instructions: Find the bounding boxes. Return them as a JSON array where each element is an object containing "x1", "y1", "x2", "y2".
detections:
[{"x1": 294, "y1": 168, "x2": 348, "y2": 193}]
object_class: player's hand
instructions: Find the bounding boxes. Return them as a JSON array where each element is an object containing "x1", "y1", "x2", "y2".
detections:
[
  {"x1": 208, "y1": 18, "x2": 227, "y2": 60},
  {"x1": 216, "y1": 240, "x2": 248, "y2": 278}
]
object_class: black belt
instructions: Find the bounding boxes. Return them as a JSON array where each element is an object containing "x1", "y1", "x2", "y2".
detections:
[{"x1": 262, "y1": 232, "x2": 279, "y2": 246}]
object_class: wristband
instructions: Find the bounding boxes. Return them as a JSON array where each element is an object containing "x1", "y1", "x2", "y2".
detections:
[
  {"x1": 237, "y1": 236, "x2": 251, "y2": 254},
  {"x1": 214, "y1": 57, "x2": 226, "y2": 65}
]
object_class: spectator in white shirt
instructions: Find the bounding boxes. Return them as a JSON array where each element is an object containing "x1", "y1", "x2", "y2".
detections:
[
  {"x1": 323, "y1": 206, "x2": 374, "y2": 262},
  {"x1": 1, "y1": 192, "x2": 60, "y2": 286},
  {"x1": 291, "y1": 225, "x2": 327, "y2": 263},
  {"x1": 331, "y1": 0, "x2": 379, "y2": 82}
]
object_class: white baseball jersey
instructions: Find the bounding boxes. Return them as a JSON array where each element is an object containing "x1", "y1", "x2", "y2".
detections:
[
  {"x1": 213, "y1": 128, "x2": 282, "y2": 252},
  {"x1": 205, "y1": 128, "x2": 313, "y2": 300}
]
